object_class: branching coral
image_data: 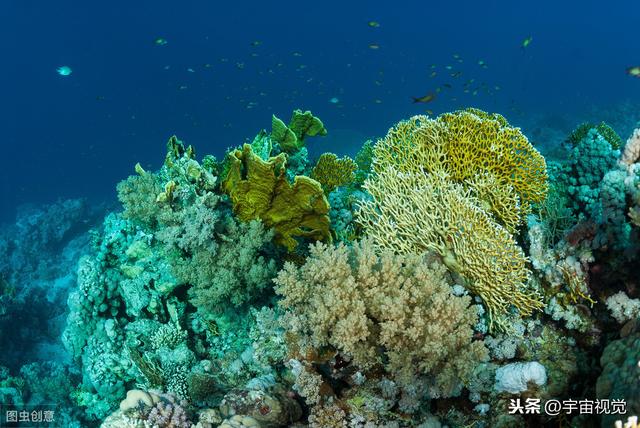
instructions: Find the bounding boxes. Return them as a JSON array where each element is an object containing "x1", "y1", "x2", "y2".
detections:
[
  {"x1": 438, "y1": 108, "x2": 548, "y2": 214},
  {"x1": 357, "y1": 168, "x2": 543, "y2": 328},
  {"x1": 371, "y1": 109, "x2": 548, "y2": 223},
  {"x1": 222, "y1": 143, "x2": 331, "y2": 251},
  {"x1": 274, "y1": 239, "x2": 488, "y2": 398}
]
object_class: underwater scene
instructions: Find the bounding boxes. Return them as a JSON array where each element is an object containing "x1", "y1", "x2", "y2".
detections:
[{"x1": 2, "y1": 1, "x2": 640, "y2": 427}]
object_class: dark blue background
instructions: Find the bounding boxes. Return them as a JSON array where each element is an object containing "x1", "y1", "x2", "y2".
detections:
[{"x1": 1, "y1": 0, "x2": 639, "y2": 222}]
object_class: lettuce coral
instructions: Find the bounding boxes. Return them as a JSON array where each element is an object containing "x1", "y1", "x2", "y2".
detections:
[
  {"x1": 271, "y1": 110, "x2": 327, "y2": 154},
  {"x1": 274, "y1": 239, "x2": 488, "y2": 399},
  {"x1": 222, "y1": 143, "x2": 331, "y2": 251}
]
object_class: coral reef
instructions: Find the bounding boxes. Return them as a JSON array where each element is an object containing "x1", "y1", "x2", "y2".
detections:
[{"x1": 5, "y1": 108, "x2": 631, "y2": 427}]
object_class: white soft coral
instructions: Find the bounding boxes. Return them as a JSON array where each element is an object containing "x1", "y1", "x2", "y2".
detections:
[{"x1": 605, "y1": 291, "x2": 640, "y2": 323}]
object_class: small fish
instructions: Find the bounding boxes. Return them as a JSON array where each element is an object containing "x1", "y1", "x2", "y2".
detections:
[
  {"x1": 425, "y1": 109, "x2": 434, "y2": 115},
  {"x1": 521, "y1": 36, "x2": 533, "y2": 49},
  {"x1": 368, "y1": 43, "x2": 380, "y2": 50},
  {"x1": 430, "y1": 71, "x2": 437, "y2": 78},
  {"x1": 154, "y1": 38, "x2": 168, "y2": 46},
  {"x1": 430, "y1": 64, "x2": 437, "y2": 69},
  {"x1": 478, "y1": 60, "x2": 488, "y2": 68},
  {"x1": 250, "y1": 40, "x2": 262, "y2": 47},
  {"x1": 374, "y1": 99, "x2": 382, "y2": 104},
  {"x1": 445, "y1": 65, "x2": 453, "y2": 70},
  {"x1": 450, "y1": 71, "x2": 462, "y2": 78},
  {"x1": 442, "y1": 83, "x2": 452, "y2": 89},
  {"x1": 56, "y1": 65, "x2": 72, "y2": 76},
  {"x1": 368, "y1": 21, "x2": 380, "y2": 28},
  {"x1": 187, "y1": 68, "x2": 195, "y2": 73},
  {"x1": 626, "y1": 66, "x2": 640, "y2": 78},
  {"x1": 236, "y1": 62, "x2": 245, "y2": 69},
  {"x1": 472, "y1": 89, "x2": 478, "y2": 96},
  {"x1": 412, "y1": 92, "x2": 436, "y2": 103},
  {"x1": 203, "y1": 63, "x2": 212, "y2": 68},
  {"x1": 453, "y1": 53, "x2": 461, "y2": 59},
  {"x1": 329, "y1": 97, "x2": 340, "y2": 104},
  {"x1": 435, "y1": 87, "x2": 442, "y2": 93},
  {"x1": 292, "y1": 52, "x2": 303, "y2": 57}
]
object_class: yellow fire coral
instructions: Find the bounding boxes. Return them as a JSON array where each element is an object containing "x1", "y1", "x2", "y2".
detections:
[
  {"x1": 222, "y1": 144, "x2": 331, "y2": 251},
  {"x1": 438, "y1": 108, "x2": 548, "y2": 214},
  {"x1": 274, "y1": 239, "x2": 488, "y2": 397},
  {"x1": 357, "y1": 167, "x2": 544, "y2": 328},
  {"x1": 310, "y1": 153, "x2": 357, "y2": 194},
  {"x1": 371, "y1": 109, "x2": 548, "y2": 229}
]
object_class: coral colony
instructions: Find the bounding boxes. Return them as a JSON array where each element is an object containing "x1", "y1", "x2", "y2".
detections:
[{"x1": 1, "y1": 108, "x2": 640, "y2": 427}]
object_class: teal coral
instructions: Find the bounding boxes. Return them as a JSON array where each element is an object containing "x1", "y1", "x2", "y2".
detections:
[{"x1": 561, "y1": 128, "x2": 620, "y2": 216}]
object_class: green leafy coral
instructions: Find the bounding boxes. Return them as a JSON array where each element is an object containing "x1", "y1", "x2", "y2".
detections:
[
  {"x1": 222, "y1": 143, "x2": 331, "y2": 251},
  {"x1": 271, "y1": 110, "x2": 327, "y2": 154}
]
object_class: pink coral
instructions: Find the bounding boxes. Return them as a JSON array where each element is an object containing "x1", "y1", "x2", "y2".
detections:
[{"x1": 146, "y1": 393, "x2": 193, "y2": 428}]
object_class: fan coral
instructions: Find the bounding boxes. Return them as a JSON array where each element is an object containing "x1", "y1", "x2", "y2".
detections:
[
  {"x1": 222, "y1": 143, "x2": 331, "y2": 251},
  {"x1": 371, "y1": 109, "x2": 548, "y2": 223},
  {"x1": 274, "y1": 239, "x2": 488, "y2": 398},
  {"x1": 357, "y1": 168, "x2": 543, "y2": 328},
  {"x1": 310, "y1": 153, "x2": 357, "y2": 194}
]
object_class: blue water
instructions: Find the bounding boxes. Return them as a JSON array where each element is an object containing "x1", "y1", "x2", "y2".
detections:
[{"x1": 1, "y1": 0, "x2": 639, "y2": 219}]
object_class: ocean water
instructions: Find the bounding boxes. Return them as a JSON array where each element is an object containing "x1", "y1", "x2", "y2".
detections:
[{"x1": 1, "y1": 1, "x2": 639, "y2": 427}]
